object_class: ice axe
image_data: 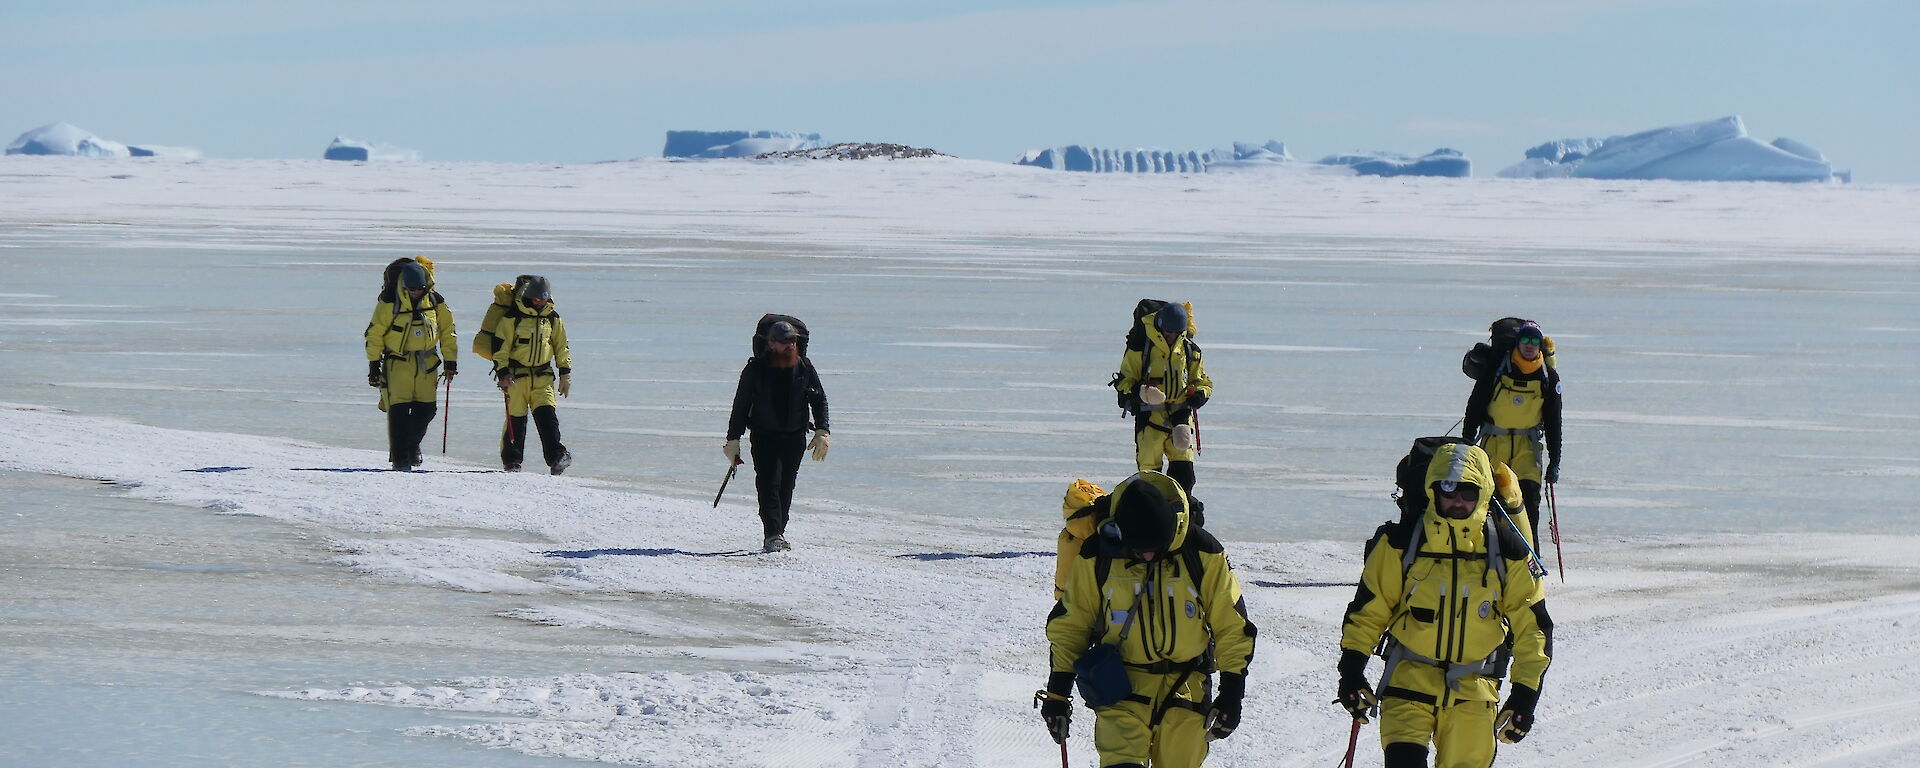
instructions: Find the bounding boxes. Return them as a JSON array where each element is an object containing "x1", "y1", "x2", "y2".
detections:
[
  {"x1": 1547, "y1": 483, "x2": 1566, "y2": 583},
  {"x1": 712, "y1": 457, "x2": 744, "y2": 507},
  {"x1": 1339, "y1": 718, "x2": 1361, "y2": 768}
]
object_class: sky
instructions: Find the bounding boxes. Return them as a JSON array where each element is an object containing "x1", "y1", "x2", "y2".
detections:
[{"x1": 5, "y1": 0, "x2": 1916, "y2": 181}]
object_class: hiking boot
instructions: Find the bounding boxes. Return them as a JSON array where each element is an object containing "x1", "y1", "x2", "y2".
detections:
[
  {"x1": 504, "y1": 462, "x2": 522, "y2": 473},
  {"x1": 549, "y1": 451, "x2": 572, "y2": 476},
  {"x1": 391, "y1": 462, "x2": 409, "y2": 472},
  {"x1": 762, "y1": 535, "x2": 791, "y2": 553},
  {"x1": 410, "y1": 450, "x2": 424, "y2": 468}
]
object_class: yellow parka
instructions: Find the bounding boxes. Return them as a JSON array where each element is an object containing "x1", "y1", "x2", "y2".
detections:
[
  {"x1": 364, "y1": 257, "x2": 457, "y2": 366},
  {"x1": 1116, "y1": 309, "x2": 1212, "y2": 428},
  {"x1": 491, "y1": 295, "x2": 571, "y2": 377},
  {"x1": 1341, "y1": 443, "x2": 1552, "y2": 702},
  {"x1": 1047, "y1": 472, "x2": 1256, "y2": 680}
]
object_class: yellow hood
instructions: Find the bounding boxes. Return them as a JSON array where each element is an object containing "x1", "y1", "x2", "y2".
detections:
[
  {"x1": 1422, "y1": 442, "x2": 1496, "y2": 544},
  {"x1": 1106, "y1": 469, "x2": 1193, "y2": 554}
]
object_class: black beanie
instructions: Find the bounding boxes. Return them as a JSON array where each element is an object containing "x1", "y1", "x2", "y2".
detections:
[{"x1": 1112, "y1": 479, "x2": 1176, "y2": 553}]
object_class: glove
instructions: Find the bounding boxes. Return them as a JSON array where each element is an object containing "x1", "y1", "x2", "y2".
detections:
[
  {"x1": 1169, "y1": 423, "x2": 1194, "y2": 452},
  {"x1": 1034, "y1": 671, "x2": 1075, "y2": 744},
  {"x1": 1335, "y1": 649, "x2": 1377, "y2": 723},
  {"x1": 1544, "y1": 463, "x2": 1560, "y2": 484},
  {"x1": 724, "y1": 439, "x2": 741, "y2": 465},
  {"x1": 1496, "y1": 684, "x2": 1539, "y2": 744},
  {"x1": 557, "y1": 373, "x2": 571, "y2": 398},
  {"x1": 1185, "y1": 391, "x2": 1209, "y2": 410},
  {"x1": 1139, "y1": 385, "x2": 1167, "y2": 405},
  {"x1": 441, "y1": 360, "x2": 457, "y2": 377},
  {"x1": 367, "y1": 361, "x2": 385, "y2": 388},
  {"x1": 1206, "y1": 671, "x2": 1245, "y2": 740},
  {"x1": 808, "y1": 431, "x2": 830, "y2": 462},
  {"x1": 495, "y1": 372, "x2": 514, "y2": 392}
]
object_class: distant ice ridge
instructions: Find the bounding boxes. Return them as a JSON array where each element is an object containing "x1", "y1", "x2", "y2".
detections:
[
  {"x1": 324, "y1": 137, "x2": 420, "y2": 162},
  {"x1": 1014, "y1": 140, "x2": 1300, "y2": 173},
  {"x1": 6, "y1": 122, "x2": 200, "y2": 159},
  {"x1": 1318, "y1": 148, "x2": 1471, "y2": 178},
  {"x1": 663, "y1": 130, "x2": 824, "y2": 159},
  {"x1": 1498, "y1": 116, "x2": 1843, "y2": 182},
  {"x1": 1016, "y1": 140, "x2": 1469, "y2": 176}
]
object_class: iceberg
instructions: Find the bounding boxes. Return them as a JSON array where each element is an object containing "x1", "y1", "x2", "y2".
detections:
[
  {"x1": 1317, "y1": 148, "x2": 1471, "y2": 178},
  {"x1": 1013, "y1": 140, "x2": 1297, "y2": 173},
  {"x1": 1498, "y1": 116, "x2": 1839, "y2": 182},
  {"x1": 7, "y1": 122, "x2": 131, "y2": 157},
  {"x1": 663, "y1": 130, "x2": 824, "y2": 159},
  {"x1": 323, "y1": 137, "x2": 419, "y2": 162}
]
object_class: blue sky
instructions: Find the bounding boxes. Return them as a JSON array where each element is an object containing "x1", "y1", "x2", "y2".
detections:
[{"x1": 6, "y1": 0, "x2": 1916, "y2": 180}]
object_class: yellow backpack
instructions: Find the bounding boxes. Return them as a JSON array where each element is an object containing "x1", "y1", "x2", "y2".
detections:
[
  {"x1": 1054, "y1": 479, "x2": 1108, "y2": 598},
  {"x1": 470, "y1": 281, "x2": 518, "y2": 361}
]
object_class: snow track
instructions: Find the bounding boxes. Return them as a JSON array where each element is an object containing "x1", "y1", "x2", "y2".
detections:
[{"x1": 4, "y1": 404, "x2": 1918, "y2": 767}]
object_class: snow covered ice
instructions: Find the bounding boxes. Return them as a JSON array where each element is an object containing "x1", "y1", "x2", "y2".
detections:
[
  {"x1": 2, "y1": 154, "x2": 1918, "y2": 767},
  {"x1": 1498, "y1": 115, "x2": 1842, "y2": 182}
]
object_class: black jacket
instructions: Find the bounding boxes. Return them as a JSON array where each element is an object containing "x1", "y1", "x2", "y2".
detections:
[
  {"x1": 1461, "y1": 358, "x2": 1562, "y2": 469},
  {"x1": 727, "y1": 356, "x2": 829, "y2": 440}
]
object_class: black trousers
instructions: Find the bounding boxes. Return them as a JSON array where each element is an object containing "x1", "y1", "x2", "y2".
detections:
[
  {"x1": 386, "y1": 402, "x2": 437, "y2": 468},
  {"x1": 750, "y1": 429, "x2": 806, "y2": 539},
  {"x1": 501, "y1": 405, "x2": 566, "y2": 468}
]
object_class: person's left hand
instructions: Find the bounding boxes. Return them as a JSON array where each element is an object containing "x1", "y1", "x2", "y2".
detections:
[
  {"x1": 1169, "y1": 424, "x2": 1194, "y2": 451},
  {"x1": 1544, "y1": 463, "x2": 1560, "y2": 484},
  {"x1": 1207, "y1": 672, "x2": 1245, "y2": 740},
  {"x1": 1496, "y1": 684, "x2": 1539, "y2": 744},
  {"x1": 557, "y1": 373, "x2": 571, "y2": 398},
  {"x1": 441, "y1": 360, "x2": 458, "y2": 379},
  {"x1": 808, "y1": 431, "x2": 830, "y2": 461}
]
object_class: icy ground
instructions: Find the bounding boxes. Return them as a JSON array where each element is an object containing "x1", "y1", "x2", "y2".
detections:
[
  {"x1": 2, "y1": 155, "x2": 1918, "y2": 766},
  {"x1": 2, "y1": 404, "x2": 1917, "y2": 767}
]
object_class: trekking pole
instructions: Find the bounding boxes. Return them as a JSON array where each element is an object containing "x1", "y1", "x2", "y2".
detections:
[
  {"x1": 1339, "y1": 718, "x2": 1361, "y2": 768},
  {"x1": 1547, "y1": 483, "x2": 1566, "y2": 583},
  {"x1": 440, "y1": 375, "x2": 451, "y2": 454},
  {"x1": 712, "y1": 458, "x2": 743, "y2": 507},
  {"x1": 1058, "y1": 738, "x2": 1068, "y2": 768},
  {"x1": 503, "y1": 390, "x2": 516, "y2": 444}
]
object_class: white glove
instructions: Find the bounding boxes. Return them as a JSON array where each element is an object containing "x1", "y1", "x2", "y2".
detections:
[
  {"x1": 557, "y1": 374, "x2": 571, "y2": 398},
  {"x1": 808, "y1": 431, "x2": 830, "y2": 462},
  {"x1": 723, "y1": 439, "x2": 741, "y2": 464},
  {"x1": 1169, "y1": 423, "x2": 1194, "y2": 451},
  {"x1": 1140, "y1": 386, "x2": 1166, "y2": 406},
  {"x1": 496, "y1": 373, "x2": 514, "y2": 392}
]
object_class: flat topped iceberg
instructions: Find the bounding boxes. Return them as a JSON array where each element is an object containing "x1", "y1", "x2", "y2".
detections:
[
  {"x1": 7, "y1": 122, "x2": 131, "y2": 157},
  {"x1": 663, "y1": 130, "x2": 823, "y2": 159},
  {"x1": 1014, "y1": 140, "x2": 1297, "y2": 173},
  {"x1": 324, "y1": 137, "x2": 419, "y2": 162},
  {"x1": 1318, "y1": 148, "x2": 1471, "y2": 178},
  {"x1": 1499, "y1": 116, "x2": 1839, "y2": 182}
]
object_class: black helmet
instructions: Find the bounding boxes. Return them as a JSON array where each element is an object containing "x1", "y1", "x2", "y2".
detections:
[
  {"x1": 396, "y1": 260, "x2": 428, "y2": 290},
  {"x1": 1110, "y1": 477, "x2": 1176, "y2": 554},
  {"x1": 518, "y1": 275, "x2": 551, "y2": 303},
  {"x1": 768, "y1": 321, "x2": 799, "y2": 343},
  {"x1": 1153, "y1": 302, "x2": 1187, "y2": 336}
]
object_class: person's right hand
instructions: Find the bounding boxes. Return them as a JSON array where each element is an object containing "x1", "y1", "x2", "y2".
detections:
[
  {"x1": 1336, "y1": 650, "x2": 1376, "y2": 723},
  {"x1": 367, "y1": 361, "x2": 384, "y2": 388},
  {"x1": 1036, "y1": 692, "x2": 1071, "y2": 744},
  {"x1": 496, "y1": 373, "x2": 514, "y2": 392},
  {"x1": 724, "y1": 439, "x2": 741, "y2": 465},
  {"x1": 1139, "y1": 385, "x2": 1167, "y2": 405}
]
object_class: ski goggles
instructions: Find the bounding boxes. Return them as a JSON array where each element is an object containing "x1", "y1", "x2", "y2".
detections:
[{"x1": 1516, "y1": 336, "x2": 1543, "y2": 346}]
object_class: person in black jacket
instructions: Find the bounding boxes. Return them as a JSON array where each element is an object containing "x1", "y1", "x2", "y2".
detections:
[
  {"x1": 1460, "y1": 320, "x2": 1562, "y2": 542},
  {"x1": 724, "y1": 321, "x2": 829, "y2": 552}
]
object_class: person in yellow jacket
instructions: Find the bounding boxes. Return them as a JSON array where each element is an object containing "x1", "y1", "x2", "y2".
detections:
[
  {"x1": 1460, "y1": 320, "x2": 1561, "y2": 542},
  {"x1": 364, "y1": 257, "x2": 457, "y2": 472},
  {"x1": 1336, "y1": 442, "x2": 1554, "y2": 768},
  {"x1": 490, "y1": 275, "x2": 572, "y2": 474},
  {"x1": 1113, "y1": 302, "x2": 1214, "y2": 525},
  {"x1": 1039, "y1": 470, "x2": 1256, "y2": 768}
]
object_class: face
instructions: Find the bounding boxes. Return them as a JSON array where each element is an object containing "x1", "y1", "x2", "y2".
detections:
[
  {"x1": 1434, "y1": 483, "x2": 1480, "y2": 519},
  {"x1": 1161, "y1": 329, "x2": 1181, "y2": 346},
  {"x1": 405, "y1": 287, "x2": 426, "y2": 300},
  {"x1": 1516, "y1": 337, "x2": 1542, "y2": 361},
  {"x1": 525, "y1": 296, "x2": 549, "y2": 309}
]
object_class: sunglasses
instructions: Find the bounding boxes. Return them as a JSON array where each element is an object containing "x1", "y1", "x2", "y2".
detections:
[
  {"x1": 1434, "y1": 484, "x2": 1481, "y2": 501},
  {"x1": 1516, "y1": 337, "x2": 1543, "y2": 346}
]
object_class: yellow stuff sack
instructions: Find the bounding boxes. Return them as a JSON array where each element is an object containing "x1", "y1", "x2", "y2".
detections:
[
  {"x1": 469, "y1": 282, "x2": 515, "y2": 361},
  {"x1": 1054, "y1": 478, "x2": 1108, "y2": 598}
]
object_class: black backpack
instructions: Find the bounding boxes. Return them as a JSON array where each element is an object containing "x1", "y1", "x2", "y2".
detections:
[
  {"x1": 1124, "y1": 299, "x2": 1194, "y2": 351},
  {"x1": 753, "y1": 313, "x2": 810, "y2": 358},
  {"x1": 1393, "y1": 436, "x2": 1472, "y2": 524},
  {"x1": 1460, "y1": 317, "x2": 1532, "y2": 381}
]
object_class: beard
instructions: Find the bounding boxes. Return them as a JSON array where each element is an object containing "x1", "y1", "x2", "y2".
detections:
[{"x1": 769, "y1": 346, "x2": 800, "y2": 367}]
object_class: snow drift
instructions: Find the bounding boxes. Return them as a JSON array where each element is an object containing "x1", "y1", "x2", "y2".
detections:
[
  {"x1": 663, "y1": 130, "x2": 825, "y2": 159},
  {"x1": 1498, "y1": 116, "x2": 1841, "y2": 182}
]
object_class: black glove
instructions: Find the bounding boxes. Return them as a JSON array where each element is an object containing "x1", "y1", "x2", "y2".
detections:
[
  {"x1": 442, "y1": 360, "x2": 458, "y2": 376},
  {"x1": 1207, "y1": 671, "x2": 1245, "y2": 740},
  {"x1": 1544, "y1": 463, "x2": 1560, "y2": 484},
  {"x1": 1335, "y1": 649, "x2": 1377, "y2": 723},
  {"x1": 1496, "y1": 683, "x2": 1539, "y2": 743},
  {"x1": 367, "y1": 361, "x2": 384, "y2": 387},
  {"x1": 1035, "y1": 671, "x2": 1076, "y2": 743},
  {"x1": 1169, "y1": 406, "x2": 1193, "y2": 424},
  {"x1": 1186, "y1": 391, "x2": 1209, "y2": 410}
]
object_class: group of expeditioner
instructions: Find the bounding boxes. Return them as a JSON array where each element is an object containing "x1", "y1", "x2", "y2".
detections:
[
  {"x1": 1038, "y1": 302, "x2": 1562, "y2": 768},
  {"x1": 364, "y1": 257, "x2": 1563, "y2": 768},
  {"x1": 363, "y1": 256, "x2": 827, "y2": 555}
]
